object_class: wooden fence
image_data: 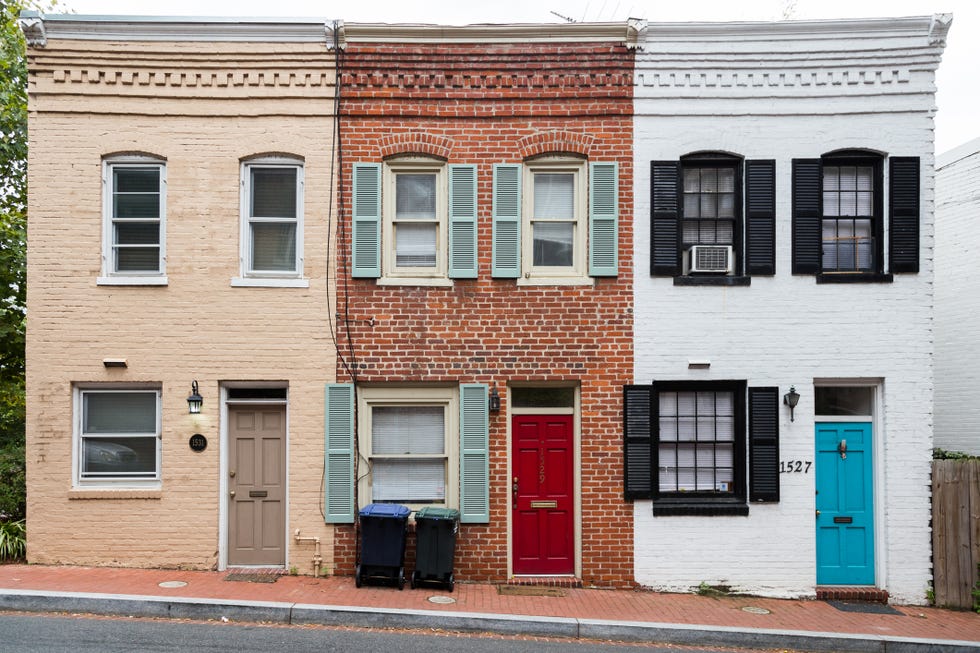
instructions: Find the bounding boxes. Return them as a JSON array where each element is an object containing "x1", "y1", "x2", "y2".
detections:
[{"x1": 932, "y1": 459, "x2": 980, "y2": 609}]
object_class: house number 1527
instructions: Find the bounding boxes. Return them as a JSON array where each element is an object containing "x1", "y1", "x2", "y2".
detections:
[{"x1": 780, "y1": 461, "x2": 812, "y2": 473}]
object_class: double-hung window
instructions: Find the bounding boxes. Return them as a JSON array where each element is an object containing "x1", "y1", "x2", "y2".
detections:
[
  {"x1": 236, "y1": 156, "x2": 305, "y2": 286},
  {"x1": 792, "y1": 150, "x2": 920, "y2": 280},
  {"x1": 75, "y1": 387, "x2": 161, "y2": 486},
  {"x1": 650, "y1": 154, "x2": 775, "y2": 283},
  {"x1": 383, "y1": 159, "x2": 448, "y2": 281},
  {"x1": 624, "y1": 382, "x2": 781, "y2": 515},
  {"x1": 100, "y1": 156, "x2": 166, "y2": 285},
  {"x1": 357, "y1": 386, "x2": 458, "y2": 508},
  {"x1": 523, "y1": 159, "x2": 587, "y2": 281}
]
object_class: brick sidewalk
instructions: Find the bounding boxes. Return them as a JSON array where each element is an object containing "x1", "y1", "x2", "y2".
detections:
[{"x1": 0, "y1": 563, "x2": 978, "y2": 645}]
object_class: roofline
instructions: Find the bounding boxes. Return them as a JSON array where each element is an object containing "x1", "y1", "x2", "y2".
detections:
[
  {"x1": 637, "y1": 14, "x2": 951, "y2": 45},
  {"x1": 338, "y1": 21, "x2": 641, "y2": 48},
  {"x1": 937, "y1": 137, "x2": 980, "y2": 170},
  {"x1": 19, "y1": 11, "x2": 337, "y2": 45}
]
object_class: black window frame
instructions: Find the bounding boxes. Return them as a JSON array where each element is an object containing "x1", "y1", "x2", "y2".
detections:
[
  {"x1": 819, "y1": 150, "x2": 884, "y2": 277},
  {"x1": 680, "y1": 154, "x2": 743, "y2": 272}
]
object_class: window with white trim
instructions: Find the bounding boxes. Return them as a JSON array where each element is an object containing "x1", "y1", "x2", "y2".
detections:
[
  {"x1": 522, "y1": 157, "x2": 587, "y2": 281},
  {"x1": 357, "y1": 386, "x2": 458, "y2": 508},
  {"x1": 383, "y1": 158, "x2": 448, "y2": 281},
  {"x1": 238, "y1": 157, "x2": 304, "y2": 283},
  {"x1": 74, "y1": 387, "x2": 161, "y2": 486},
  {"x1": 100, "y1": 156, "x2": 166, "y2": 284}
]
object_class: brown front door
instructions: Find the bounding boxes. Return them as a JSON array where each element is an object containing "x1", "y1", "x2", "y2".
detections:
[
  {"x1": 512, "y1": 414, "x2": 574, "y2": 575},
  {"x1": 228, "y1": 405, "x2": 286, "y2": 566}
]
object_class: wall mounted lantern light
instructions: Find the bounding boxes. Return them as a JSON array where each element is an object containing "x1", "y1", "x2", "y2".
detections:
[
  {"x1": 488, "y1": 383, "x2": 501, "y2": 413},
  {"x1": 187, "y1": 381, "x2": 203, "y2": 414},
  {"x1": 783, "y1": 386, "x2": 801, "y2": 422}
]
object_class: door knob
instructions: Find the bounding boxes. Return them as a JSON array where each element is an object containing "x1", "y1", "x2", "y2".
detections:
[
  {"x1": 815, "y1": 510, "x2": 820, "y2": 517},
  {"x1": 229, "y1": 470, "x2": 236, "y2": 477},
  {"x1": 838, "y1": 439, "x2": 847, "y2": 460},
  {"x1": 230, "y1": 490, "x2": 236, "y2": 497}
]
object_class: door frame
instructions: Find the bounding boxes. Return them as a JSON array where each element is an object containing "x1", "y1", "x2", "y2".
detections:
[
  {"x1": 812, "y1": 379, "x2": 884, "y2": 589},
  {"x1": 218, "y1": 383, "x2": 290, "y2": 571},
  {"x1": 506, "y1": 383, "x2": 581, "y2": 578}
]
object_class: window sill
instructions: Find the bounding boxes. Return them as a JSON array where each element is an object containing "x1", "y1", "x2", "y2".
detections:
[
  {"x1": 97, "y1": 276, "x2": 168, "y2": 286},
  {"x1": 516, "y1": 276, "x2": 594, "y2": 287},
  {"x1": 376, "y1": 277, "x2": 453, "y2": 287},
  {"x1": 816, "y1": 273, "x2": 894, "y2": 284},
  {"x1": 673, "y1": 276, "x2": 751, "y2": 287},
  {"x1": 231, "y1": 277, "x2": 309, "y2": 288},
  {"x1": 69, "y1": 488, "x2": 162, "y2": 500},
  {"x1": 652, "y1": 500, "x2": 749, "y2": 517}
]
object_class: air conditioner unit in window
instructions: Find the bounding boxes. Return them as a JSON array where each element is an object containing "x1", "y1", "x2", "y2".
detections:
[{"x1": 684, "y1": 245, "x2": 734, "y2": 275}]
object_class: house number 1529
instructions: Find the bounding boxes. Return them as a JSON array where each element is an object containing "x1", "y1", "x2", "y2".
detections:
[{"x1": 780, "y1": 461, "x2": 812, "y2": 473}]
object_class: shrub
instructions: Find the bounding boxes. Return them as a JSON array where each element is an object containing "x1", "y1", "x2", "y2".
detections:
[
  {"x1": 0, "y1": 444, "x2": 25, "y2": 521},
  {"x1": 0, "y1": 519, "x2": 24, "y2": 561}
]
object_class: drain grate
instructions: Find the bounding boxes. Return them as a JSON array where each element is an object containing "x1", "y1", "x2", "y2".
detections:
[
  {"x1": 225, "y1": 573, "x2": 279, "y2": 583},
  {"x1": 497, "y1": 585, "x2": 566, "y2": 597}
]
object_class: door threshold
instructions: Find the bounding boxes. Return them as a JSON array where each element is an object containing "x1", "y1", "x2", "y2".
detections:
[
  {"x1": 816, "y1": 586, "x2": 889, "y2": 604},
  {"x1": 508, "y1": 575, "x2": 582, "y2": 588}
]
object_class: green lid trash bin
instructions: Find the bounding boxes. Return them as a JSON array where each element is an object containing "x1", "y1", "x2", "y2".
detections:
[{"x1": 412, "y1": 507, "x2": 459, "y2": 591}]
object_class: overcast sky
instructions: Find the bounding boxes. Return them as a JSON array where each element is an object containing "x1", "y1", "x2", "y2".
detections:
[{"x1": 63, "y1": 0, "x2": 977, "y2": 154}]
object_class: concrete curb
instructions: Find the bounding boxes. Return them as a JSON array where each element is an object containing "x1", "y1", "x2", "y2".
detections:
[{"x1": 0, "y1": 589, "x2": 978, "y2": 653}]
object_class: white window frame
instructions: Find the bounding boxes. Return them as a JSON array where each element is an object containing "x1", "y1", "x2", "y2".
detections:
[
  {"x1": 357, "y1": 386, "x2": 459, "y2": 511},
  {"x1": 520, "y1": 156, "x2": 588, "y2": 285},
  {"x1": 98, "y1": 155, "x2": 168, "y2": 286},
  {"x1": 381, "y1": 157, "x2": 450, "y2": 286},
  {"x1": 233, "y1": 156, "x2": 307, "y2": 288},
  {"x1": 72, "y1": 385, "x2": 162, "y2": 489}
]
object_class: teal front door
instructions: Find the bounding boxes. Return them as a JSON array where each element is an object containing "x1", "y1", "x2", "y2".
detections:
[{"x1": 815, "y1": 422, "x2": 874, "y2": 585}]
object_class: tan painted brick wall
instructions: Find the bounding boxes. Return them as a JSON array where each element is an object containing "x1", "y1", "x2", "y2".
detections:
[{"x1": 26, "y1": 38, "x2": 338, "y2": 572}]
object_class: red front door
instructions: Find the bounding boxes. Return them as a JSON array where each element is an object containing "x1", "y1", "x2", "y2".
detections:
[{"x1": 512, "y1": 414, "x2": 574, "y2": 575}]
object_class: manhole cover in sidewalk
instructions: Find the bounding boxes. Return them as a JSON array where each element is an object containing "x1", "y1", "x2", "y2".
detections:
[
  {"x1": 158, "y1": 581, "x2": 188, "y2": 589},
  {"x1": 741, "y1": 606, "x2": 770, "y2": 615},
  {"x1": 428, "y1": 596, "x2": 456, "y2": 604}
]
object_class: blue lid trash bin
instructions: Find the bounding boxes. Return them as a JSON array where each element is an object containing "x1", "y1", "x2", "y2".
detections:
[
  {"x1": 411, "y1": 507, "x2": 459, "y2": 592},
  {"x1": 356, "y1": 503, "x2": 411, "y2": 590}
]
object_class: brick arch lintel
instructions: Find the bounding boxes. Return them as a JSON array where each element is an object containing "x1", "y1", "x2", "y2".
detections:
[
  {"x1": 518, "y1": 130, "x2": 595, "y2": 159},
  {"x1": 379, "y1": 133, "x2": 453, "y2": 160}
]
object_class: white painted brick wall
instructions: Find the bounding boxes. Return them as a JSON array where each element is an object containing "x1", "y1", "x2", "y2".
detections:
[
  {"x1": 934, "y1": 139, "x2": 980, "y2": 455},
  {"x1": 632, "y1": 17, "x2": 946, "y2": 604}
]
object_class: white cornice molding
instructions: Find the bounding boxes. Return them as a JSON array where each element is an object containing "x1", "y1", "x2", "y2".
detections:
[
  {"x1": 340, "y1": 21, "x2": 640, "y2": 48},
  {"x1": 19, "y1": 11, "x2": 335, "y2": 44},
  {"x1": 638, "y1": 15, "x2": 943, "y2": 42}
]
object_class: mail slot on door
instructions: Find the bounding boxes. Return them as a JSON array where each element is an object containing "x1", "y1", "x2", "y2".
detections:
[
  {"x1": 249, "y1": 490, "x2": 268, "y2": 498},
  {"x1": 833, "y1": 516, "x2": 853, "y2": 524},
  {"x1": 530, "y1": 500, "x2": 557, "y2": 509}
]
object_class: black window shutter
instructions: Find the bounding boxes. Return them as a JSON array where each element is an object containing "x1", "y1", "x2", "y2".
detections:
[
  {"x1": 745, "y1": 160, "x2": 776, "y2": 276},
  {"x1": 650, "y1": 161, "x2": 681, "y2": 276},
  {"x1": 889, "y1": 157, "x2": 920, "y2": 273},
  {"x1": 748, "y1": 386, "x2": 779, "y2": 502},
  {"x1": 624, "y1": 385, "x2": 653, "y2": 500},
  {"x1": 792, "y1": 159, "x2": 822, "y2": 274}
]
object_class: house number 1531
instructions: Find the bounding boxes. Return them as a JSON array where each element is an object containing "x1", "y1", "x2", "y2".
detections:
[{"x1": 780, "y1": 461, "x2": 812, "y2": 473}]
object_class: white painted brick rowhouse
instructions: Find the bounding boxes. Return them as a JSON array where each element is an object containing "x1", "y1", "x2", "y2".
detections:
[{"x1": 630, "y1": 15, "x2": 950, "y2": 604}]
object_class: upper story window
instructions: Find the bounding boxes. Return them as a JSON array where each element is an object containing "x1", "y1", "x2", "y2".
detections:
[
  {"x1": 522, "y1": 158, "x2": 588, "y2": 282},
  {"x1": 234, "y1": 156, "x2": 306, "y2": 287},
  {"x1": 651, "y1": 155, "x2": 774, "y2": 284},
  {"x1": 74, "y1": 386, "x2": 161, "y2": 488},
  {"x1": 792, "y1": 151, "x2": 920, "y2": 282},
  {"x1": 383, "y1": 158, "x2": 448, "y2": 281},
  {"x1": 99, "y1": 155, "x2": 167, "y2": 286}
]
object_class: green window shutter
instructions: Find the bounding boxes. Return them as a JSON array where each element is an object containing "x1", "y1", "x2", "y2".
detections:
[
  {"x1": 449, "y1": 164, "x2": 478, "y2": 279},
  {"x1": 459, "y1": 383, "x2": 489, "y2": 523},
  {"x1": 324, "y1": 383, "x2": 355, "y2": 523},
  {"x1": 589, "y1": 161, "x2": 618, "y2": 277},
  {"x1": 491, "y1": 164, "x2": 521, "y2": 278},
  {"x1": 352, "y1": 163, "x2": 381, "y2": 278}
]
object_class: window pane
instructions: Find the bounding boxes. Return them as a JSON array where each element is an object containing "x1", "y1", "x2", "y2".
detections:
[
  {"x1": 115, "y1": 222, "x2": 160, "y2": 245},
  {"x1": 396, "y1": 173, "x2": 436, "y2": 220},
  {"x1": 115, "y1": 247, "x2": 161, "y2": 272},
  {"x1": 533, "y1": 173, "x2": 574, "y2": 219},
  {"x1": 718, "y1": 193, "x2": 735, "y2": 218},
  {"x1": 372, "y1": 406, "x2": 445, "y2": 455},
  {"x1": 823, "y1": 192, "x2": 839, "y2": 217},
  {"x1": 659, "y1": 392, "x2": 677, "y2": 417},
  {"x1": 700, "y1": 193, "x2": 717, "y2": 218},
  {"x1": 83, "y1": 392, "x2": 156, "y2": 434},
  {"x1": 700, "y1": 169, "x2": 717, "y2": 193},
  {"x1": 840, "y1": 192, "x2": 858, "y2": 216},
  {"x1": 511, "y1": 387, "x2": 575, "y2": 408},
  {"x1": 857, "y1": 191, "x2": 872, "y2": 215},
  {"x1": 251, "y1": 222, "x2": 296, "y2": 271},
  {"x1": 395, "y1": 223, "x2": 437, "y2": 267},
  {"x1": 251, "y1": 168, "x2": 297, "y2": 218},
  {"x1": 532, "y1": 222, "x2": 573, "y2": 267},
  {"x1": 815, "y1": 386, "x2": 874, "y2": 416},
  {"x1": 81, "y1": 436, "x2": 156, "y2": 477},
  {"x1": 659, "y1": 417, "x2": 678, "y2": 442},
  {"x1": 717, "y1": 168, "x2": 735, "y2": 192},
  {"x1": 114, "y1": 193, "x2": 160, "y2": 219},
  {"x1": 823, "y1": 167, "x2": 840, "y2": 191},
  {"x1": 683, "y1": 168, "x2": 700, "y2": 193},
  {"x1": 839, "y1": 166, "x2": 857, "y2": 191},
  {"x1": 857, "y1": 167, "x2": 873, "y2": 190},
  {"x1": 683, "y1": 193, "x2": 700, "y2": 218},
  {"x1": 114, "y1": 168, "x2": 159, "y2": 193},
  {"x1": 372, "y1": 459, "x2": 446, "y2": 503}
]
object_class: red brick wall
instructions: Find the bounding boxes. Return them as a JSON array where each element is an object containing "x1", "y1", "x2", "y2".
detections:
[{"x1": 335, "y1": 41, "x2": 634, "y2": 588}]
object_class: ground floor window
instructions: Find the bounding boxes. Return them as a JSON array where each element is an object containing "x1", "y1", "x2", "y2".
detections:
[{"x1": 75, "y1": 386, "x2": 161, "y2": 485}]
